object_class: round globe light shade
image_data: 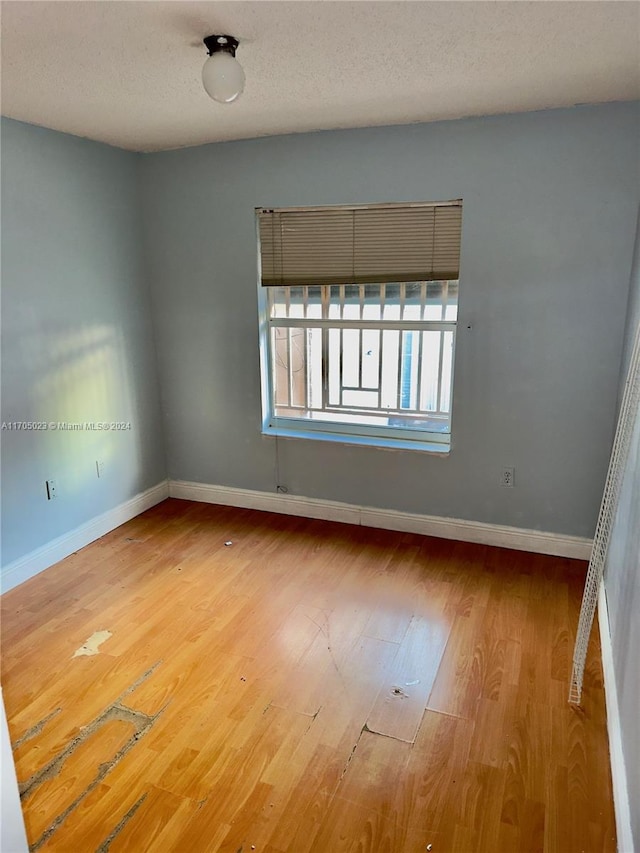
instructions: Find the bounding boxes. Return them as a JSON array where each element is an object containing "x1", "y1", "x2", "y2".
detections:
[{"x1": 202, "y1": 52, "x2": 245, "y2": 103}]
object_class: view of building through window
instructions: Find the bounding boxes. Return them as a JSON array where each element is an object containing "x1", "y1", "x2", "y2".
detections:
[{"x1": 267, "y1": 281, "x2": 457, "y2": 440}]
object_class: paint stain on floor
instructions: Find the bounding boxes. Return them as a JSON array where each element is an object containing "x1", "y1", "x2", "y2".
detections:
[{"x1": 72, "y1": 630, "x2": 112, "y2": 658}]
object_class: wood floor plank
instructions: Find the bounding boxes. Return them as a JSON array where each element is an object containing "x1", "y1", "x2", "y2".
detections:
[
  {"x1": 361, "y1": 604, "x2": 412, "y2": 645},
  {"x1": 268, "y1": 606, "x2": 385, "y2": 719},
  {"x1": 425, "y1": 604, "x2": 487, "y2": 718},
  {"x1": 404, "y1": 710, "x2": 475, "y2": 833},
  {"x1": 309, "y1": 795, "x2": 438, "y2": 853},
  {"x1": 310, "y1": 634, "x2": 401, "y2": 758},
  {"x1": 366, "y1": 614, "x2": 451, "y2": 742},
  {"x1": 107, "y1": 785, "x2": 201, "y2": 853},
  {"x1": 0, "y1": 499, "x2": 615, "y2": 852},
  {"x1": 266, "y1": 741, "x2": 339, "y2": 852},
  {"x1": 37, "y1": 782, "x2": 121, "y2": 853}
]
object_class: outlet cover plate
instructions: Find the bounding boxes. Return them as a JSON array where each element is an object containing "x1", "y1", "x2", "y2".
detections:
[{"x1": 500, "y1": 467, "x2": 515, "y2": 487}]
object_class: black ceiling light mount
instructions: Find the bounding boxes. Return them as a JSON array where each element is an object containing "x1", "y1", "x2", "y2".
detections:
[
  {"x1": 203, "y1": 34, "x2": 239, "y2": 57},
  {"x1": 201, "y1": 34, "x2": 245, "y2": 104}
]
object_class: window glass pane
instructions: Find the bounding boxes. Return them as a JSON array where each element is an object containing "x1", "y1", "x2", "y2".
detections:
[
  {"x1": 306, "y1": 286, "x2": 323, "y2": 319},
  {"x1": 423, "y1": 282, "x2": 445, "y2": 320},
  {"x1": 328, "y1": 285, "x2": 342, "y2": 319},
  {"x1": 420, "y1": 331, "x2": 441, "y2": 412},
  {"x1": 342, "y1": 328, "x2": 360, "y2": 387},
  {"x1": 400, "y1": 331, "x2": 420, "y2": 410},
  {"x1": 269, "y1": 286, "x2": 289, "y2": 319},
  {"x1": 342, "y1": 285, "x2": 361, "y2": 320},
  {"x1": 271, "y1": 327, "x2": 309, "y2": 412},
  {"x1": 382, "y1": 283, "x2": 401, "y2": 320},
  {"x1": 269, "y1": 286, "x2": 324, "y2": 320},
  {"x1": 272, "y1": 327, "x2": 289, "y2": 407},
  {"x1": 439, "y1": 331, "x2": 454, "y2": 412},
  {"x1": 444, "y1": 282, "x2": 459, "y2": 321},
  {"x1": 307, "y1": 328, "x2": 323, "y2": 408},
  {"x1": 362, "y1": 284, "x2": 381, "y2": 320},
  {"x1": 328, "y1": 328, "x2": 340, "y2": 405},
  {"x1": 342, "y1": 390, "x2": 379, "y2": 408},
  {"x1": 361, "y1": 329, "x2": 380, "y2": 389},
  {"x1": 380, "y1": 329, "x2": 400, "y2": 411},
  {"x1": 403, "y1": 283, "x2": 423, "y2": 320},
  {"x1": 267, "y1": 280, "x2": 457, "y2": 440},
  {"x1": 287, "y1": 287, "x2": 306, "y2": 319},
  {"x1": 289, "y1": 328, "x2": 306, "y2": 406}
]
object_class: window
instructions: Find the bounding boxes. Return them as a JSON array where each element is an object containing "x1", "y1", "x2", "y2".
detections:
[{"x1": 257, "y1": 201, "x2": 462, "y2": 451}]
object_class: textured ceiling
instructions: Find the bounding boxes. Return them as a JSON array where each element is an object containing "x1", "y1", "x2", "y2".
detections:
[{"x1": 1, "y1": 1, "x2": 639, "y2": 152}]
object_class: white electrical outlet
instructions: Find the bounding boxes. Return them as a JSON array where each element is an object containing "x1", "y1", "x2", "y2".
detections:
[
  {"x1": 500, "y1": 467, "x2": 515, "y2": 487},
  {"x1": 46, "y1": 479, "x2": 58, "y2": 500},
  {"x1": 96, "y1": 460, "x2": 105, "y2": 478}
]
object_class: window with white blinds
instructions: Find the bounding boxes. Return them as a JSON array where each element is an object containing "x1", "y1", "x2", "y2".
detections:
[{"x1": 256, "y1": 200, "x2": 463, "y2": 451}]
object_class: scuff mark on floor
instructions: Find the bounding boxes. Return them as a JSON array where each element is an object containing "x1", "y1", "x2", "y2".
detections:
[
  {"x1": 306, "y1": 610, "x2": 346, "y2": 682},
  {"x1": 337, "y1": 718, "x2": 416, "y2": 788},
  {"x1": 362, "y1": 720, "x2": 415, "y2": 745},
  {"x1": 72, "y1": 630, "x2": 112, "y2": 658},
  {"x1": 94, "y1": 792, "x2": 148, "y2": 853},
  {"x1": 301, "y1": 706, "x2": 323, "y2": 734},
  {"x1": 12, "y1": 708, "x2": 62, "y2": 749},
  {"x1": 339, "y1": 724, "x2": 367, "y2": 781}
]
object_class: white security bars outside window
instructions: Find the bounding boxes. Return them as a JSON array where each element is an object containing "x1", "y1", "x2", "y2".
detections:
[{"x1": 257, "y1": 201, "x2": 463, "y2": 449}]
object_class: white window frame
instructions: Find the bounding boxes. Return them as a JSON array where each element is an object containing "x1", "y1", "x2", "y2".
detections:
[{"x1": 256, "y1": 204, "x2": 461, "y2": 453}]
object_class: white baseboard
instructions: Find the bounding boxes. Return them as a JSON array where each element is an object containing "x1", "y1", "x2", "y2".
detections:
[
  {"x1": 598, "y1": 582, "x2": 634, "y2": 853},
  {"x1": 0, "y1": 481, "x2": 169, "y2": 594},
  {"x1": 168, "y1": 480, "x2": 593, "y2": 560}
]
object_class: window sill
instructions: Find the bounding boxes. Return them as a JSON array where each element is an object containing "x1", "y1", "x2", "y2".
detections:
[{"x1": 262, "y1": 425, "x2": 450, "y2": 455}]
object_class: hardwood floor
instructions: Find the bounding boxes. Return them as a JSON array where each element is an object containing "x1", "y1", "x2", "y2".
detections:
[{"x1": 1, "y1": 499, "x2": 615, "y2": 852}]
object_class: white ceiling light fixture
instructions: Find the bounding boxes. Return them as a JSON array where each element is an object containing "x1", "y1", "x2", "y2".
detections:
[{"x1": 202, "y1": 34, "x2": 245, "y2": 104}]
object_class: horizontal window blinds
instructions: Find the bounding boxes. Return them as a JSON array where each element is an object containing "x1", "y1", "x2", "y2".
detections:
[{"x1": 258, "y1": 201, "x2": 462, "y2": 286}]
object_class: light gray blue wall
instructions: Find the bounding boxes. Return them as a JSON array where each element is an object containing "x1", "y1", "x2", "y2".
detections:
[
  {"x1": 1, "y1": 118, "x2": 165, "y2": 570},
  {"x1": 605, "y1": 205, "x2": 640, "y2": 850},
  {"x1": 2, "y1": 103, "x2": 638, "y2": 578},
  {"x1": 141, "y1": 102, "x2": 640, "y2": 538}
]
